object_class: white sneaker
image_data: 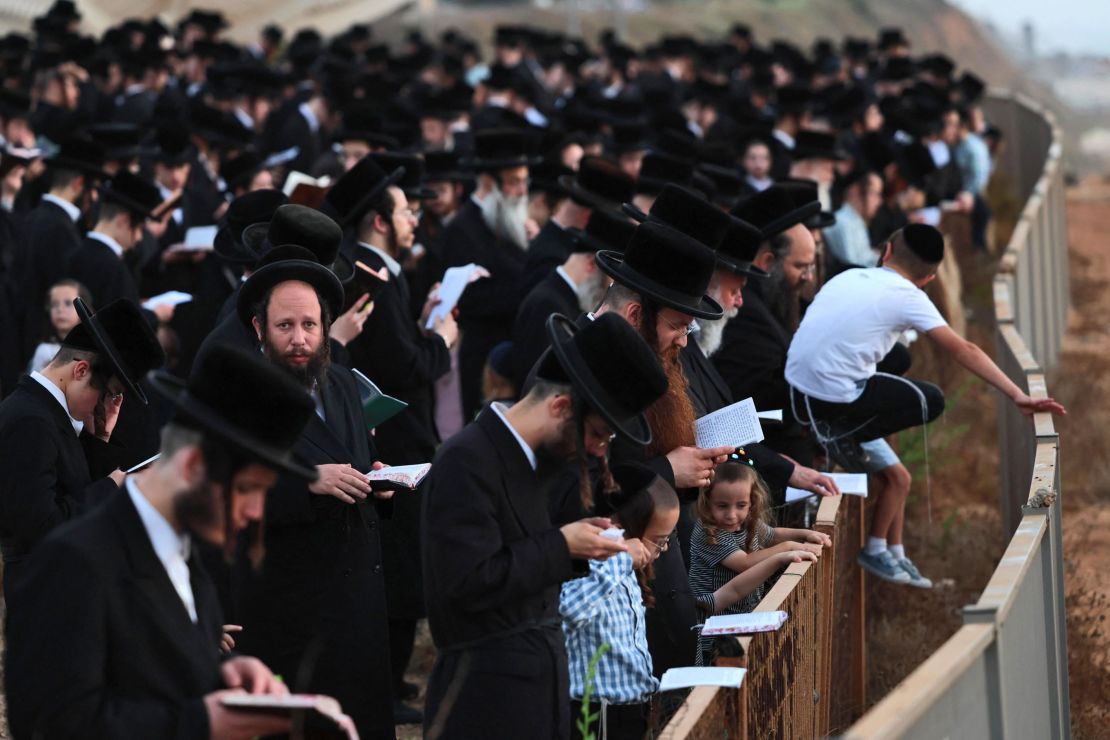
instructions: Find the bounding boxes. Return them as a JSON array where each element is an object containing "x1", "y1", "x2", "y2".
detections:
[{"x1": 897, "y1": 557, "x2": 933, "y2": 589}]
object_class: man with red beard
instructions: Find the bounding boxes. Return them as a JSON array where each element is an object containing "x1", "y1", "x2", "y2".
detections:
[{"x1": 232, "y1": 245, "x2": 398, "y2": 739}]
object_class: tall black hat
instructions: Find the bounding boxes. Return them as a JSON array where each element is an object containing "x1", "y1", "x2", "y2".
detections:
[
  {"x1": 716, "y1": 214, "x2": 768, "y2": 278},
  {"x1": 100, "y1": 170, "x2": 162, "y2": 220},
  {"x1": 322, "y1": 155, "x2": 405, "y2": 228},
  {"x1": 242, "y1": 204, "x2": 350, "y2": 281},
  {"x1": 423, "y1": 150, "x2": 472, "y2": 183},
  {"x1": 568, "y1": 208, "x2": 637, "y2": 254},
  {"x1": 148, "y1": 344, "x2": 317, "y2": 480},
  {"x1": 792, "y1": 130, "x2": 848, "y2": 161},
  {"x1": 635, "y1": 151, "x2": 694, "y2": 196},
  {"x1": 558, "y1": 156, "x2": 635, "y2": 211},
  {"x1": 777, "y1": 178, "x2": 836, "y2": 230},
  {"x1": 213, "y1": 189, "x2": 288, "y2": 264},
  {"x1": 623, "y1": 183, "x2": 731, "y2": 251},
  {"x1": 369, "y1": 152, "x2": 437, "y2": 201},
  {"x1": 731, "y1": 184, "x2": 820, "y2": 240},
  {"x1": 45, "y1": 135, "x2": 107, "y2": 178},
  {"x1": 88, "y1": 122, "x2": 146, "y2": 162},
  {"x1": 537, "y1": 312, "x2": 667, "y2": 446},
  {"x1": 236, "y1": 244, "x2": 344, "y2": 329},
  {"x1": 596, "y1": 220, "x2": 724, "y2": 320},
  {"x1": 466, "y1": 128, "x2": 541, "y2": 171},
  {"x1": 332, "y1": 103, "x2": 398, "y2": 150},
  {"x1": 153, "y1": 122, "x2": 197, "y2": 167},
  {"x1": 64, "y1": 298, "x2": 165, "y2": 405},
  {"x1": 698, "y1": 164, "x2": 744, "y2": 209}
]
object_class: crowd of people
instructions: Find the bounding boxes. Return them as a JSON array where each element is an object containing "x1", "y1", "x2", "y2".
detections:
[{"x1": 0, "y1": 2, "x2": 1068, "y2": 739}]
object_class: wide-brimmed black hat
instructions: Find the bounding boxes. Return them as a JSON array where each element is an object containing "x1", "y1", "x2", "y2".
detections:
[
  {"x1": 623, "y1": 183, "x2": 731, "y2": 251},
  {"x1": 635, "y1": 151, "x2": 693, "y2": 196},
  {"x1": 423, "y1": 150, "x2": 472, "y2": 183},
  {"x1": 237, "y1": 245, "x2": 345, "y2": 329},
  {"x1": 465, "y1": 127, "x2": 541, "y2": 171},
  {"x1": 557, "y1": 156, "x2": 635, "y2": 211},
  {"x1": 322, "y1": 155, "x2": 405, "y2": 228},
  {"x1": 220, "y1": 150, "x2": 267, "y2": 193},
  {"x1": 716, "y1": 214, "x2": 768, "y2": 278},
  {"x1": 242, "y1": 204, "x2": 352, "y2": 281},
  {"x1": 731, "y1": 184, "x2": 821, "y2": 240},
  {"x1": 596, "y1": 220, "x2": 723, "y2": 320},
  {"x1": 369, "y1": 152, "x2": 436, "y2": 201},
  {"x1": 65, "y1": 298, "x2": 165, "y2": 405},
  {"x1": 45, "y1": 135, "x2": 107, "y2": 179},
  {"x1": 537, "y1": 312, "x2": 667, "y2": 446},
  {"x1": 878, "y1": 27, "x2": 910, "y2": 51},
  {"x1": 698, "y1": 163, "x2": 744, "y2": 209},
  {"x1": 213, "y1": 189, "x2": 288, "y2": 264},
  {"x1": 610, "y1": 122, "x2": 649, "y2": 154},
  {"x1": 777, "y1": 178, "x2": 836, "y2": 229},
  {"x1": 153, "y1": 123, "x2": 197, "y2": 167},
  {"x1": 568, "y1": 208, "x2": 637, "y2": 254},
  {"x1": 331, "y1": 103, "x2": 398, "y2": 150},
  {"x1": 148, "y1": 344, "x2": 317, "y2": 481},
  {"x1": 100, "y1": 170, "x2": 162, "y2": 220},
  {"x1": 792, "y1": 130, "x2": 848, "y2": 162},
  {"x1": 88, "y1": 122, "x2": 147, "y2": 162}
]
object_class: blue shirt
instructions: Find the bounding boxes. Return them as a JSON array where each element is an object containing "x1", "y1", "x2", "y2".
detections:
[
  {"x1": 824, "y1": 203, "x2": 877, "y2": 268},
  {"x1": 956, "y1": 133, "x2": 992, "y2": 195},
  {"x1": 560, "y1": 551, "x2": 657, "y2": 703}
]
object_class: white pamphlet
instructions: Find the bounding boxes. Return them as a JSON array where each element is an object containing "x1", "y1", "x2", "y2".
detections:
[
  {"x1": 695, "y1": 397, "x2": 764, "y2": 449},
  {"x1": 425, "y1": 263, "x2": 486, "y2": 329},
  {"x1": 659, "y1": 666, "x2": 747, "y2": 691},
  {"x1": 699, "y1": 610, "x2": 788, "y2": 636},
  {"x1": 756, "y1": 409, "x2": 783, "y2": 422},
  {"x1": 365, "y1": 463, "x2": 431, "y2": 489},
  {"x1": 785, "y1": 473, "x2": 869, "y2": 503},
  {"x1": 143, "y1": 291, "x2": 193, "y2": 310}
]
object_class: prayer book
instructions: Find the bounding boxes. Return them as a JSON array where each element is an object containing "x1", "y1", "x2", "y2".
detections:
[
  {"x1": 282, "y1": 171, "x2": 331, "y2": 208},
  {"x1": 699, "y1": 610, "x2": 788, "y2": 636},
  {"x1": 756, "y1": 409, "x2": 783, "y2": 422},
  {"x1": 366, "y1": 463, "x2": 431, "y2": 491},
  {"x1": 143, "y1": 291, "x2": 193, "y2": 310},
  {"x1": 342, "y1": 260, "x2": 390, "y2": 311},
  {"x1": 424, "y1": 263, "x2": 486, "y2": 329},
  {"x1": 659, "y1": 666, "x2": 747, "y2": 691},
  {"x1": 220, "y1": 694, "x2": 356, "y2": 738},
  {"x1": 785, "y1": 473, "x2": 869, "y2": 503},
  {"x1": 350, "y1": 369, "x2": 408, "y2": 430},
  {"x1": 695, "y1": 397, "x2": 764, "y2": 449}
]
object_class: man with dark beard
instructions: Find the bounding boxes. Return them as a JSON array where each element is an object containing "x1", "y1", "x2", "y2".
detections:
[
  {"x1": 509, "y1": 208, "x2": 635, "y2": 391},
  {"x1": 233, "y1": 246, "x2": 398, "y2": 739},
  {"x1": 422, "y1": 311, "x2": 668, "y2": 740},
  {"x1": 440, "y1": 127, "x2": 537, "y2": 420},
  {"x1": 5, "y1": 344, "x2": 319, "y2": 739}
]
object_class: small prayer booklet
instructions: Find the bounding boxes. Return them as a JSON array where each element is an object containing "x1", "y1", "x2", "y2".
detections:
[
  {"x1": 659, "y1": 666, "x2": 747, "y2": 691},
  {"x1": 282, "y1": 171, "x2": 332, "y2": 208},
  {"x1": 220, "y1": 694, "x2": 356, "y2": 738},
  {"x1": 699, "y1": 610, "x2": 788, "y2": 636},
  {"x1": 695, "y1": 397, "x2": 764, "y2": 449},
  {"x1": 425, "y1": 263, "x2": 486, "y2": 329},
  {"x1": 143, "y1": 291, "x2": 193, "y2": 310},
  {"x1": 366, "y1": 463, "x2": 431, "y2": 491},
  {"x1": 756, "y1": 409, "x2": 783, "y2": 422},
  {"x1": 343, "y1": 260, "x2": 390, "y2": 311},
  {"x1": 350, "y1": 369, "x2": 408, "y2": 430},
  {"x1": 785, "y1": 473, "x2": 869, "y2": 503}
]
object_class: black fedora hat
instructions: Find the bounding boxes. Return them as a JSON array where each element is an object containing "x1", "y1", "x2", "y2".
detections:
[
  {"x1": 568, "y1": 208, "x2": 637, "y2": 254},
  {"x1": 148, "y1": 344, "x2": 317, "y2": 481},
  {"x1": 698, "y1": 163, "x2": 744, "y2": 209},
  {"x1": 100, "y1": 170, "x2": 162, "y2": 220},
  {"x1": 153, "y1": 122, "x2": 197, "y2": 167},
  {"x1": 596, "y1": 220, "x2": 723, "y2": 320},
  {"x1": 45, "y1": 134, "x2": 107, "y2": 178},
  {"x1": 623, "y1": 183, "x2": 731, "y2": 251},
  {"x1": 537, "y1": 312, "x2": 667, "y2": 446},
  {"x1": 237, "y1": 245, "x2": 345, "y2": 329},
  {"x1": 331, "y1": 103, "x2": 398, "y2": 150},
  {"x1": 610, "y1": 122, "x2": 648, "y2": 154},
  {"x1": 423, "y1": 150, "x2": 472, "y2": 183},
  {"x1": 322, "y1": 155, "x2": 405, "y2": 228},
  {"x1": 465, "y1": 127, "x2": 541, "y2": 171},
  {"x1": 66, "y1": 298, "x2": 165, "y2": 405},
  {"x1": 792, "y1": 130, "x2": 848, "y2": 162},
  {"x1": 88, "y1": 122, "x2": 147, "y2": 162},
  {"x1": 219, "y1": 150, "x2": 267, "y2": 193},
  {"x1": 635, "y1": 151, "x2": 693, "y2": 196},
  {"x1": 369, "y1": 152, "x2": 437, "y2": 201},
  {"x1": 731, "y1": 184, "x2": 821, "y2": 240},
  {"x1": 558, "y1": 156, "x2": 635, "y2": 211},
  {"x1": 716, "y1": 214, "x2": 768, "y2": 278},
  {"x1": 213, "y1": 189, "x2": 288, "y2": 265},
  {"x1": 778, "y1": 178, "x2": 836, "y2": 229},
  {"x1": 241, "y1": 204, "x2": 352, "y2": 281}
]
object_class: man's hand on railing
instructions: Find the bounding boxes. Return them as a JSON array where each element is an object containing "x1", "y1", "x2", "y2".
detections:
[{"x1": 1012, "y1": 392, "x2": 1067, "y2": 417}]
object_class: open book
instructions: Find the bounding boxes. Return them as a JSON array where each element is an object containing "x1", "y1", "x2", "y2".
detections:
[
  {"x1": 695, "y1": 397, "x2": 765, "y2": 449},
  {"x1": 220, "y1": 694, "x2": 356, "y2": 739},
  {"x1": 659, "y1": 666, "x2": 747, "y2": 691},
  {"x1": 785, "y1": 473, "x2": 869, "y2": 503},
  {"x1": 350, "y1": 369, "x2": 407, "y2": 430},
  {"x1": 165, "y1": 225, "x2": 218, "y2": 255},
  {"x1": 143, "y1": 291, "x2": 193, "y2": 310},
  {"x1": 282, "y1": 171, "x2": 332, "y2": 208},
  {"x1": 699, "y1": 610, "x2": 788, "y2": 636},
  {"x1": 424, "y1": 263, "x2": 486, "y2": 329},
  {"x1": 342, "y1": 260, "x2": 390, "y2": 311},
  {"x1": 366, "y1": 463, "x2": 431, "y2": 491}
]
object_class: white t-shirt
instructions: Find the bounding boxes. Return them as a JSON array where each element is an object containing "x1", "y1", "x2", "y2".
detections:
[{"x1": 785, "y1": 267, "x2": 947, "y2": 403}]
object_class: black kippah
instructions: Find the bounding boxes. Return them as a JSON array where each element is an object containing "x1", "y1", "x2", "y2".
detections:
[{"x1": 903, "y1": 223, "x2": 944, "y2": 263}]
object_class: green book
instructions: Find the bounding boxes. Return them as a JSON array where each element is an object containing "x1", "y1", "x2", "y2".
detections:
[{"x1": 351, "y1": 369, "x2": 408, "y2": 430}]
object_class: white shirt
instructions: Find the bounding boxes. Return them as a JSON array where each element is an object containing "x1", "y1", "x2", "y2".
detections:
[
  {"x1": 491, "y1": 401, "x2": 536, "y2": 471},
  {"x1": 125, "y1": 477, "x2": 198, "y2": 623},
  {"x1": 87, "y1": 230, "x2": 124, "y2": 258},
  {"x1": 772, "y1": 129, "x2": 795, "y2": 150},
  {"x1": 157, "y1": 184, "x2": 184, "y2": 225},
  {"x1": 30, "y1": 370, "x2": 84, "y2": 435},
  {"x1": 745, "y1": 175, "x2": 773, "y2": 192},
  {"x1": 299, "y1": 102, "x2": 320, "y2": 134},
  {"x1": 41, "y1": 194, "x2": 81, "y2": 223},
  {"x1": 555, "y1": 266, "x2": 577, "y2": 293},
  {"x1": 359, "y1": 242, "x2": 401, "y2": 277},
  {"x1": 785, "y1": 267, "x2": 947, "y2": 403}
]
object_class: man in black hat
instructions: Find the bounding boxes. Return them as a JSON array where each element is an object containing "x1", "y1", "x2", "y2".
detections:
[
  {"x1": 5, "y1": 344, "x2": 319, "y2": 739},
  {"x1": 209, "y1": 188, "x2": 289, "y2": 322},
  {"x1": 422, "y1": 311, "x2": 667, "y2": 739},
  {"x1": 219, "y1": 149, "x2": 273, "y2": 198},
  {"x1": 265, "y1": 75, "x2": 336, "y2": 176},
  {"x1": 0, "y1": 297, "x2": 163, "y2": 596},
  {"x1": 408, "y1": 150, "x2": 471, "y2": 319},
  {"x1": 233, "y1": 246, "x2": 397, "y2": 739}
]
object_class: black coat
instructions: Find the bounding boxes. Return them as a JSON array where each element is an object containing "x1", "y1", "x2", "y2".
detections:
[
  {"x1": 64, "y1": 235, "x2": 143, "y2": 307},
  {"x1": 520, "y1": 219, "x2": 576, "y2": 297},
  {"x1": 5, "y1": 488, "x2": 224, "y2": 739},
  {"x1": 510, "y1": 269, "x2": 579, "y2": 392},
  {"x1": 422, "y1": 408, "x2": 580, "y2": 739},
  {"x1": 269, "y1": 107, "x2": 323, "y2": 177},
  {"x1": 441, "y1": 200, "x2": 528, "y2": 420},
  {"x1": 236, "y1": 366, "x2": 395, "y2": 740},
  {"x1": 190, "y1": 310, "x2": 258, "y2": 379}
]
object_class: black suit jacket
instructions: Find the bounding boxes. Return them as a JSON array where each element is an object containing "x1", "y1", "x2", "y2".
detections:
[
  {"x1": 6, "y1": 489, "x2": 223, "y2": 738},
  {"x1": 269, "y1": 108, "x2": 323, "y2": 176},
  {"x1": 520, "y1": 219, "x2": 576, "y2": 297},
  {"x1": 510, "y1": 269, "x2": 579, "y2": 392},
  {"x1": 65, "y1": 235, "x2": 143, "y2": 307},
  {"x1": 236, "y1": 366, "x2": 394, "y2": 740}
]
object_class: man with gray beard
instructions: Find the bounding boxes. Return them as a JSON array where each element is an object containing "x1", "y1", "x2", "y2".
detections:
[
  {"x1": 441, "y1": 128, "x2": 538, "y2": 419},
  {"x1": 509, "y1": 209, "x2": 636, "y2": 391}
]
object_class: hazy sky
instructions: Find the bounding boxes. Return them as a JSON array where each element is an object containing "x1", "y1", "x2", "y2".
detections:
[{"x1": 950, "y1": 0, "x2": 1110, "y2": 56}]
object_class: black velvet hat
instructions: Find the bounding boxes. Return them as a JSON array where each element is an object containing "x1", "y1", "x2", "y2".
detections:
[
  {"x1": 147, "y1": 344, "x2": 317, "y2": 481},
  {"x1": 792, "y1": 130, "x2": 848, "y2": 161},
  {"x1": 152, "y1": 122, "x2": 197, "y2": 167},
  {"x1": 321, "y1": 155, "x2": 405, "y2": 228},
  {"x1": 369, "y1": 152, "x2": 437, "y2": 201},
  {"x1": 331, "y1": 103, "x2": 398, "y2": 150},
  {"x1": 100, "y1": 170, "x2": 162, "y2": 220},
  {"x1": 236, "y1": 245, "x2": 344, "y2": 329},
  {"x1": 716, "y1": 214, "x2": 767, "y2": 278},
  {"x1": 45, "y1": 135, "x2": 107, "y2": 179},
  {"x1": 568, "y1": 208, "x2": 637, "y2": 254},
  {"x1": 878, "y1": 27, "x2": 910, "y2": 51},
  {"x1": 610, "y1": 122, "x2": 648, "y2": 154},
  {"x1": 537, "y1": 312, "x2": 667, "y2": 446},
  {"x1": 466, "y1": 128, "x2": 540, "y2": 171},
  {"x1": 731, "y1": 184, "x2": 821, "y2": 240},
  {"x1": 242, "y1": 204, "x2": 351, "y2": 281},
  {"x1": 698, "y1": 164, "x2": 744, "y2": 209},
  {"x1": 623, "y1": 183, "x2": 731, "y2": 251},
  {"x1": 635, "y1": 151, "x2": 693, "y2": 196},
  {"x1": 213, "y1": 189, "x2": 288, "y2": 265},
  {"x1": 423, "y1": 150, "x2": 472, "y2": 183},
  {"x1": 558, "y1": 155, "x2": 635, "y2": 211},
  {"x1": 778, "y1": 178, "x2": 836, "y2": 229},
  {"x1": 219, "y1": 150, "x2": 266, "y2": 192},
  {"x1": 903, "y1": 223, "x2": 944, "y2": 263},
  {"x1": 88, "y1": 123, "x2": 146, "y2": 162},
  {"x1": 596, "y1": 220, "x2": 723, "y2": 320},
  {"x1": 66, "y1": 298, "x2": 165, "y2": 405}
]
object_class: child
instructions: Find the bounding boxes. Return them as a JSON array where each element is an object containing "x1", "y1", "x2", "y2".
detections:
[
  {"x1": 28, "y1": 280, "x2": 91, "y2": 373},
  {"x1": 560, "y1": 463, "x2": 679, "y2": 740},
  {"x1": 689, "y1": 459, "x2": 830, "y2": 662}
]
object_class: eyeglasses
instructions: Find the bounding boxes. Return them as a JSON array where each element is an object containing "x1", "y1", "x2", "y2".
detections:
[
  {"x1": 395, "y1": 207, "x2": 422, "y2": 222},
  {"x1": 585, "y1": 419, "x2": 617, "y2": 447},
  {"x1": 659, "y1": 315, "x2": 695, "y2": 337},
  {"x1": 646, "y1": 533, "x2": 673, "y2": 554}
]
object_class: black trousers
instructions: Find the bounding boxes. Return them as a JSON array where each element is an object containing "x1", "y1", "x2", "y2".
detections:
[
  {"x1": 570, "y1": 699, "x2": 650, "y2": 740},
  {"x1": 792, "y1": 374, "x2": 945, "y2": 444},
  {"x1": 389, "y1": 617, "x2": 417, "y2": 694}
]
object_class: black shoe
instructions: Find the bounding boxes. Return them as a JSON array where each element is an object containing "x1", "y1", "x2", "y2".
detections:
[
  {"x1": 393, "y1": 700, "x2": 423, "y2": 726},
  {"x1": 826, "y1": 435, "x2": 870, "y2": 472},
  {"x1": 396, "y1": 680, "x2": 420, "y2": 701}
]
